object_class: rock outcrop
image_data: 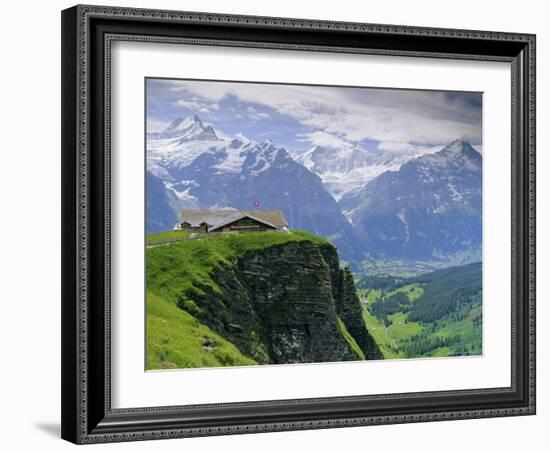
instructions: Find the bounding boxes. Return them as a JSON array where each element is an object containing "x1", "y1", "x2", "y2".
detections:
[
  {"x1": 336, "y1": 267, "x2": 384, "y2": 360},
  {"x1": 177, "y1": 239, "x2": 382, "y2": 364}
]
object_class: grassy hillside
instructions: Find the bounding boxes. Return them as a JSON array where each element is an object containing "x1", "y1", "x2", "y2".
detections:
[
  {"x1": 146, "y1": 227, "x2": 477, "y2": 368},
  {"x1": 146, "y1": 230, "x2": 346, "y2": 370},
  {"x1": 358, "y1": 263, "x2": 482, "y2": 359},
  {"x1": 147, "y1": 292, "x2": 256, "y2": 369},
  {"x1": 146, "y1": 229, "x2": 328, "y2": 304}
]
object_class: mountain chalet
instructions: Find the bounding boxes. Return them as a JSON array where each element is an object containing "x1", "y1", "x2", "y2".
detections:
[{"x1": 174, "y1": 209, "x2": 289, "y2": 234}]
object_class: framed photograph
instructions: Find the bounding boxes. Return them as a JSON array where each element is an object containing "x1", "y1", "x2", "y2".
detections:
[{"x1": 61, "y1": 5, "x2": 536, "y2": 444}]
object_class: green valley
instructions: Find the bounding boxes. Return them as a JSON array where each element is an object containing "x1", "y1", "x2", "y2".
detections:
[
  {"x1": 357, "y1": 263, "x2": 482, "y2": 359},
  {"x1": 146, "y1": 226, "x2": 481, "y2": 369}
]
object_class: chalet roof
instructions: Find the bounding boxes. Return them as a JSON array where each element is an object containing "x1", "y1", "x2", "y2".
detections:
[
  {"x1": 241, "y1": 210, "x2": 288, "y2": 229},
  {"x1": 179, "y1": 209, "x2": 288, "y2": 231}
]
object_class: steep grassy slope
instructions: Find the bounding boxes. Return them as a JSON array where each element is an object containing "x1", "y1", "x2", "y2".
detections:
[
  {"x1": 146, "y1": 230, "x2": 380, "y2": 370},
  {"x1": 147, "y1": 292, "x2": 256, "y2": 369}
]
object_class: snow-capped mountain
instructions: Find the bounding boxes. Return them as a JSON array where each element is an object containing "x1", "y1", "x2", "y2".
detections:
[
  {"x1": 147, "y1": 114, "x2": 482, "y2": 266},
  {"x1": 146, "y1": 171, "x2": 180, "y2": 234},
  {"x1": 147, "y1": 115, "x2": 228, "y2": 180},
  {"x1": 157, "y1": 114, "x2": 221, "y2": 141},
  {"x1": 147, "y1": 116, "x2": 296, "y2": 185},
  {"x1": 296, "y1": 144, "x2": 444, "y2": 202},
  {"x1": 346, "y1": 139, "x2": 482, "y2": 263},
  {"x1": 146, "y1": 114, "x2": 363, "y2": 262}
]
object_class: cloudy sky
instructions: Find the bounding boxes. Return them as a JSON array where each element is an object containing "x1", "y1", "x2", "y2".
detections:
[{"x1": 146, "y1": 78, "x2": 482, "y2": 154}]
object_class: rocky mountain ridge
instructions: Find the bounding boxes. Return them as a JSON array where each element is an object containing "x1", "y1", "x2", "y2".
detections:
[
  {"x1": 147, "y1": 114, "x2": 364, "y2": 262},
  {"x1": 346, "y1": 139, "x2": 482, "y2": 263},
  {"x1": 147, "y1": 114, "x2": 482, "y2": 268}
]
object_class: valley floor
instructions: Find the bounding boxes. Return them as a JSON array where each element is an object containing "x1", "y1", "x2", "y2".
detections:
[{"x1": 356, "y1": 263, "x2": 482, "y2": 359}]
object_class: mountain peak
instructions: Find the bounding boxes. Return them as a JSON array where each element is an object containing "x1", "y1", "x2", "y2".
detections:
[
  {"x1": 165, "y1": 114, "x2": 203, "y2": 132},
  {"x1": 409, "y1": 139, "x2": 481, "y2": 174},
  {"x1": 443, "y1": 138, "x2": 475, "y2": 154},
  {"x1": 234, "y1": 132, "x2": 251, "y2": 144},
  {"x1": 261, "y1": 138, "x2": 274, "y2": 147},
  {"x1": 159, "y1": 114, "x2": 221, "y2": 142}
]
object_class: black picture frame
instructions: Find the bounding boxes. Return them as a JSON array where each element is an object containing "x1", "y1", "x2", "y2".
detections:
[{"x1": 61, "y1": 4, "x2": 536, "y2": 444}]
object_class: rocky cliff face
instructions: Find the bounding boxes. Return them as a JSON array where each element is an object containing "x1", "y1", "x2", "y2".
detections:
[
  {"x1": 336, "y1": 267, "x2": 383, "y2": 360},
  {"x1": 177, "y1": 240, "x2": 382, "y2": 364}
]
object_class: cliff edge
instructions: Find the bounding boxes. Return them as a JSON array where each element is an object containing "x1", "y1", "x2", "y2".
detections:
[{"x1": 146, "y1": 230, "x2": 382, "y2": 369}]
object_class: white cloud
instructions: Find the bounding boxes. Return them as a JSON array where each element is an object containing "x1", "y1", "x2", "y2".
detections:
[
  {"x1": 162, "y1": 79, "x2": 481, "y2": 147},
  {"x1": 298, "y1": 131, "x2": 352, "y2": 149},
  {"x1": 246, "y1": 106, "x2": 271, "y2": 121},
  {"x1": 175, "y1": 99, "x2": 198, "y2": 109},
  {"x1": 147, "y1": 117, "x2": 170, "y2": 132},
  {"x1": 377, "y1": 141, "x2": 445, "y2": 156},
  {"x1": 175, "y1": 97, "x2": 220, "y2": 115}
]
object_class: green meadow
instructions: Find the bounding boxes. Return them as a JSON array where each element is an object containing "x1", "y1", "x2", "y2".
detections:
[
  {"x1": 358, "y1": 263, "x2": 482, "y2": 359},
  {"x1": 146, "y1": 230, "x2": 331, "y2": 369}
]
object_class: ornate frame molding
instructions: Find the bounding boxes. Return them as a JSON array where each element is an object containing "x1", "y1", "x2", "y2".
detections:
[{"x1": 61, "y1": 4, "x2": 536, "y2": 444}]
